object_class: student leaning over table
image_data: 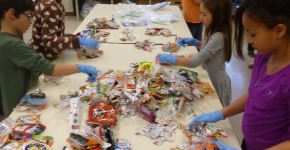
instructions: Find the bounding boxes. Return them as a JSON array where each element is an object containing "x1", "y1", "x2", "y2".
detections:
[
  {"x1": 188, "y1": 0, "x2": 290, "y2": 149},
  {"x1": 156, "y1": 0, "x2": 232, "y2": 108},
  {"x1": 28, "y1": 0, "x2": 99, "y2": 61},
  {"x1": 0, "y1": 0, "x2": 98, "y2": 117}
]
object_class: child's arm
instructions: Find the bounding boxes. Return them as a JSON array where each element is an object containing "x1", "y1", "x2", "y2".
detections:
[
  {"x1": 266, "y1": 141, "x2": 290, "y2": 150},
  {"x1": 221, "y1": 93, "x2": 248, "y2": 118},
  {"x1": 50, "y1": 65, "x2": 79, "y2": 77},
  {"x1": 50, "y1": 64, "x2": 98, "y2": 83},
  {"x1": 176, "y1": 57, "x2": 191, "y2": 67},
  {"x1": 180, "y1": 33, "x2": 224, "y2": 68},
  {"x1": 196, "y1": 41, "x2": 202, "y2": 50}
]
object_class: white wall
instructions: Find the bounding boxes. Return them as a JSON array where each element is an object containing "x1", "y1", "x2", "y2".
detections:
[{"x1": 63, "y1": 0, "x2": 74, "y2": 13}]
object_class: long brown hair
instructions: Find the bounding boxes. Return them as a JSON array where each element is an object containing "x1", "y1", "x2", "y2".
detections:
[
  {"x1": 201, "y1": 0, "x2": 232, "y2": 62},
  {"x1": 234, "y1": 0, "x2": 290, "y2": 59}
]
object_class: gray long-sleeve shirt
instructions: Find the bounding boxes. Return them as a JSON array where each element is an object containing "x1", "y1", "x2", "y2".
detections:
[{"x1": 189, "y1": 32, "x2": 231, "y2": 107}]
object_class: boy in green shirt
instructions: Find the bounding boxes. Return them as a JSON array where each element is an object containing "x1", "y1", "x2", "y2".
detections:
[{"x1": 0, "y1": 0, "x2": 98, "y2": 116}]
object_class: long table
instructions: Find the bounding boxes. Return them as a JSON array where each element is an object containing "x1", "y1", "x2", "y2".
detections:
[{"x1": 9, "y1": 4, "x2": 241, "y2": 150}]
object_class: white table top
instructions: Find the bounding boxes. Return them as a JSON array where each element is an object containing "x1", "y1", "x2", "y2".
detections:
[
  {"x1": 9, "y1": 4, "x2": 241, "y2": 150},
  {"x1": 74, "y1": 4, "x2": 192, "y2": 44}
]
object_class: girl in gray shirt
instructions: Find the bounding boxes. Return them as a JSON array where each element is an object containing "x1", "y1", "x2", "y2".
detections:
[{"x1": 156, "y1": 0, "x2": 232, "y2": 107}]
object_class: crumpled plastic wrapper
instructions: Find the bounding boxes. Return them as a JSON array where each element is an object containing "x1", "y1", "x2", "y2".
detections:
[
  {"x1": 135, "y1": 121, "x2": 178, "y2": 145},
  {"x1": 145, "y1": 28, "x2": 172, "y2": 37},
  {"x1": 162, "y1": 42, "x2": 179, "y2": 52},
  {"x1": 86, "y1": 102, "x2": 117, "y2": 126},
  {"x1": 120, "y1": 28, "x2": 138, "y2": 41},
  {"x1": 16, "y1": 114, "x2": 41, "y2": 125},
  {"x1": 76, "y1": 47, "x2": 104, "y2": 59},
  {"x1": 43, "y1": 75, "x2": 66, "y2": 86},
  {"x1": 87, "y1": 17, "x2": 119, "y2": 29},
  {"x1": 135, "y1": 40, "x2": 155, "y2": 52}
]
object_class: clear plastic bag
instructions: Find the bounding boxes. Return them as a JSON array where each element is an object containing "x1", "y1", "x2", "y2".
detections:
[
  {"x1": 151, "y1": 12, "x2": 180, "y2": 25},
  {"x1": 114, "y1": 3, "x2": 144, "y2": 17},
  {"x1": 121, "y1": 17, "x2": 150, "y2": 27},
  {"x1": 145, "y1": 2, "x2": 171, "y2": 11},
  {"x1": 80, "y1": 0, "x2": 99, "y2": 19}
]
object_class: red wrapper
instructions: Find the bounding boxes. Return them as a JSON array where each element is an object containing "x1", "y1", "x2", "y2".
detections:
[{"x1": 86, "y1": 102, "x2": 117, "y2": 126}]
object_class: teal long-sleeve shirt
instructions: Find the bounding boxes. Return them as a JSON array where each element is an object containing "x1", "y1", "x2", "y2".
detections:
[{"x1": 0, "y1": 32, "x2": 55, "y2": 116}]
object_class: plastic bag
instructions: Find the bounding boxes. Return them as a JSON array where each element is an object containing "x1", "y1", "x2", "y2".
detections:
[
  {"x1": 121, "y1": 17, "x2": 150, "y2": 27},
  {"x1": 80, "y1": 0, "x2": 99, "y2": 19}
]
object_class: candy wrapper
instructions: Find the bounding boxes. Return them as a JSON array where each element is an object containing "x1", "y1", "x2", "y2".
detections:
[
  {"x1": 16, "y1": 114, "x2": 41, "y2": 125},
  {"x1": 116, "y1": 138, "x2": 131, "y2": 150},
  {"x1": 162, "y1": 42, "x2": 179, "y2": 52},
  {"x1": 76, "y1": 47, "x2": 104, "y2": 59},
  {"x1": 145, "y1": 27, "x2": 172, "y2": 37},
  {"x1": 1, "y1": 141, "x2": 23, "y2": 150},
  {"x1": 120, "y1": 28, "x2": 138, "y2": 41},
  {"x1": 178, "y1": 68, "x2": 198, "y2": 79},
  {"x1": 174, "y1": 123, "x2": 221, "y2": 150},
  {"x1": 135, "y1": 121, "x2": 177, "y2": 145},
  {"x1": 83, "y1": 126, "x2": 111, "y2": 149},
  {"x1": 43, "y1": 75, "x2": 66, "y2": 86},
  {"x1": 139, "y1": 61, "x2": 153, "y2": 72},
  {"x1": 0, "y1": 117, "x2": 17, "y2": 148},
  {"x1": 135, "y1": 40, "x2": 155, "y2": 52},
  {"x1": 68, "y1": 133, "x2": 99, "y2": 148},
  {"x1": 78, "y1": 83, "x2": 98, "y2": 102},
  {"x1": 196, "y1": 82, "x2": 216, "y2": 94},
  {"x1": 0, "y1": 121, "x2": 12, "y2": 148},
  {"x1": 205, "y1": 125, "x2": 227, "y2": 138},
  {"x1": 86, "y1": 102, "x2": 117, "y2": 126},
  {"x1": 68, "y1": 126, "x2": 116, "y2": 150},
  {"x1": 162, "y1": 37, "x2": 182, "y2": 53},
  {"x1": 13, "y1": 124, "x2": 46, "y2": 136},
  {"x1": 98, "y1": 78, "x2": 116, "y2": 95},
  {"x1": 32, "y1": 135, "x2": 54, "y2": 147},
  {"x1": 87, "y1": 17, "x2": 119, "y2": 29}
]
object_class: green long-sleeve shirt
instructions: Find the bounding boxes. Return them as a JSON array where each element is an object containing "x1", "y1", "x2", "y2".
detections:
[{"x1": 0, "y1": 32, "x2": 55, "y2": 116}]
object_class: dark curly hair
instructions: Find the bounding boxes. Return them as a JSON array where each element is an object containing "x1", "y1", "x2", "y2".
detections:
[
  {"x1": 0, "y1": 0, "x2": 34, "y2": 19},
  {"x1": 234, "y1": 0, "x2": 290, "y2": 59}
]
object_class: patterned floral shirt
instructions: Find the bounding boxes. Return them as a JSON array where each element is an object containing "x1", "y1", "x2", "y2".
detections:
[{"x1": 28, "y1": 0, "x2": 80, "y2": 61}]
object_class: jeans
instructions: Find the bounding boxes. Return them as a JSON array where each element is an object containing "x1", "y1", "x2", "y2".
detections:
[{"x1": 186, "y1": 22, "x2": 203, "y2": 41}]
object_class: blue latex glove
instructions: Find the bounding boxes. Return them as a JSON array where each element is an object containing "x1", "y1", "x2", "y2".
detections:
[
  {"x1": 77, "y1": 64, "x2": 98, "y2": 82},
  {"x1": 78, "y1": 37, "x2": 99, "y2": 49},
  {"x1": 156, "y1": 54, "x2": 178, "y2": 64},
  {"x1": 188, "y1": 110, "x2": 225, "y2": 126},
  {"x1": 215, "y1": 141, "x2": 237, "y2": 150},
  {"x1": 177, "y1": 38, "x2": 199, "y2": 47}
]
